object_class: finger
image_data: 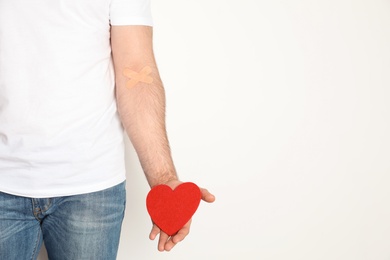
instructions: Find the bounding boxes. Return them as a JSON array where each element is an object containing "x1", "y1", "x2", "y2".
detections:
[
  {"x1": 149, "y1": 224, "x2": 160, "y2": 240},
  {"x1": 172, "y1": 221, "x2": 191, "y2": 244},
  {"x1": 165, "y1": 220, "x2": 191, "y2": 251},
  {"x1": 158, "y1": 231, "x2": 169, "y2": 252},
  {"x1": 163, "y1": 237, "x2": 176, "y2": 252},
  {"x1": 200, "y1": 188, "x2": 215, "y2": 203}
]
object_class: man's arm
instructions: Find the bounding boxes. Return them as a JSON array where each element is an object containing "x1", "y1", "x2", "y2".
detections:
[
  {"x1": 110, "y1": 25, "x2": 215, "y2": 251},
  {"x1": 111, "y1": 25, "x2": 177, "y2": 187}
]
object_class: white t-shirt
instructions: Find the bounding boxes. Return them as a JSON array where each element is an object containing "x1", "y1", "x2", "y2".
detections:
[{"x1": 0, "y1": 0, "x2": 153, "y2": 198}]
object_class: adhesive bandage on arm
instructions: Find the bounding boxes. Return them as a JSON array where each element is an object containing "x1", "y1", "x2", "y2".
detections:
[{"x1": 122, "y1": 66, "x2": 154, "y2": 89}]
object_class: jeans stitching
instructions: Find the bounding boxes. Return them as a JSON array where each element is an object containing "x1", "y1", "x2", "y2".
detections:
[
  {"x1": 42, "y1": 198, "x2": 52, "y2": 213},
  {"x1": 31, "y1": 199, "x2": 41, "y2": 222},
  {"x1": 30, "y1": 227, "x2": 42, "y2": 260}
]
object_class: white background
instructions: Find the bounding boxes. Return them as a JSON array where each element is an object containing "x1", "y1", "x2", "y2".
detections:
[{"x1": 39, "y1": 0, "x2": 390, "y2": 259}]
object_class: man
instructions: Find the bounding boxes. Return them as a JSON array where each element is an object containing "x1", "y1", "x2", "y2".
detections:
[{"x1": 0, "y1": 0, "x2": 215, "y2": 259}]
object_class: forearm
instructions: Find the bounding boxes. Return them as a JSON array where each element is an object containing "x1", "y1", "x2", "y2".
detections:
[{"x1": 111, "y1": 26, "x2": 178, "y2": 187}]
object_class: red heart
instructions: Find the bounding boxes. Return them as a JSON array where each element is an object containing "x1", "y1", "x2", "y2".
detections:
[{"x1": 146, "y1": 182, "x2": 201, "y2": 236}]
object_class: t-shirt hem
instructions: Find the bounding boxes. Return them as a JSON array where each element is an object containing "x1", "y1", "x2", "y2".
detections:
[{"x1": 0, "y1": 175, "x2": 127, "y2": 198}]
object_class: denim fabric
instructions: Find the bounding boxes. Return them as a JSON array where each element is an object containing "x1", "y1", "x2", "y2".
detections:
[{"x1": 0, "y1": 181, "x2": 126, "y2": 260}]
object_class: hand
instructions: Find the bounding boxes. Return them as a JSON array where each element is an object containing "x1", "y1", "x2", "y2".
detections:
[{"x1": 149, "y1": 179, "x2": 215, "y2": 251}]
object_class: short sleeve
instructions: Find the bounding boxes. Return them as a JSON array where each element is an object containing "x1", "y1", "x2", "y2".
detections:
[{"x1": 110, "y1": 0, "x2": 153, "y2": 26}]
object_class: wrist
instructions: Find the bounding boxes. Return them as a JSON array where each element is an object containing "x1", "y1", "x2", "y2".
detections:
[{"x1": 148, "y1": 173, "x2": 179, "y2": 188}]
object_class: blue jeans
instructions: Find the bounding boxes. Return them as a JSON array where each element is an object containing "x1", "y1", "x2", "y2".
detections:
[{"x1": 0, "y1": 181, "x2": 126, "y2": 260}]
